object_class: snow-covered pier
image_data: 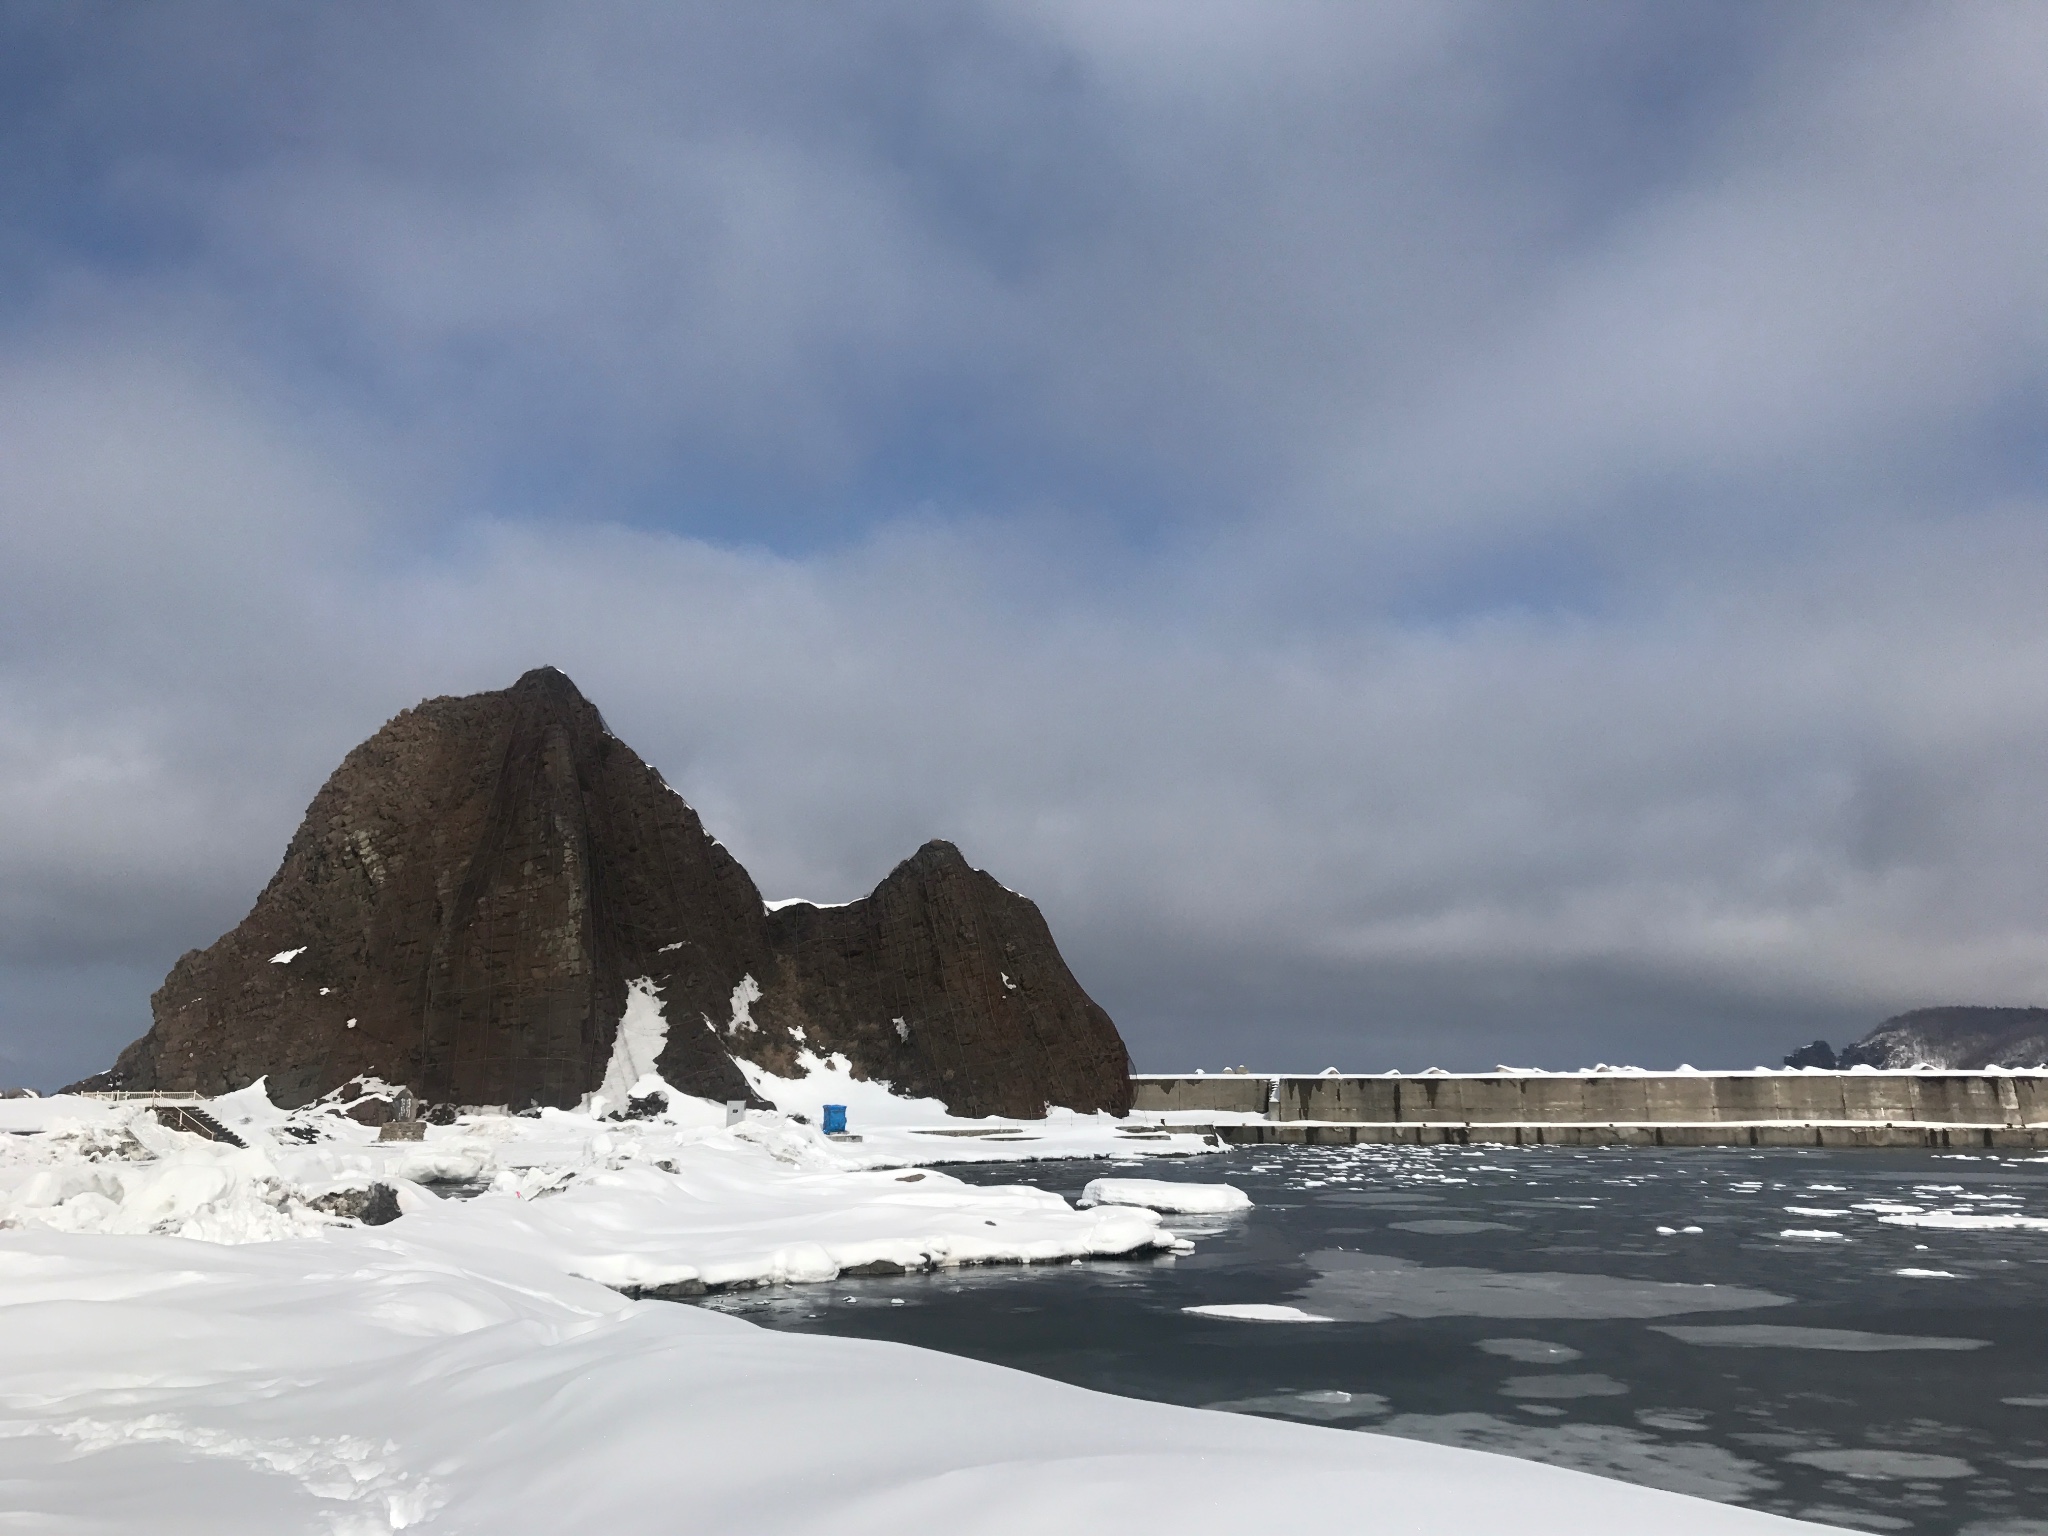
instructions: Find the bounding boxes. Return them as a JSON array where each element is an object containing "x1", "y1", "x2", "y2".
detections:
[{"x1": 1131, "y1": 1069, "x2": 2048, "y2": 1149}]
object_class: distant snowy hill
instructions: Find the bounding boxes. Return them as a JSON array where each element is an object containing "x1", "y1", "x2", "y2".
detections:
[{"x1": 1787, "y1": 1006, "x2": 2048, "y2": 1069}]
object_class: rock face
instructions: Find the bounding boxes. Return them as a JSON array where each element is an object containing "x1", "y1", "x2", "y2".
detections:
[
  {"x1": 75, "y1": 669, "x2": 1132, "y2": 1118},
  {"x1": 1788, "y1": 1006, "x2": 2048, "y2": 1071}
]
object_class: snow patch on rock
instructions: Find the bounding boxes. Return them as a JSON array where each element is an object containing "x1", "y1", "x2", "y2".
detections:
[
  {"x1": 723, "y1": 974, "x2": 761, "y2": 1036},
  {"x1": 592, "y1": 978, "x2": 670, "y2": 1115}
]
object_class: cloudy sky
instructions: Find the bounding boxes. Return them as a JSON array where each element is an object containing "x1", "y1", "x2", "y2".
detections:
[{"x1": 3, "y1": 2, "x2": 2046, "y2": 1088}]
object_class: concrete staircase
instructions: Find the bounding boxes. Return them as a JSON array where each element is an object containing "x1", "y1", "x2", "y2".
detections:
[{"x1": 151, "y1": 1104, "x2": 248, "y2": 1148}]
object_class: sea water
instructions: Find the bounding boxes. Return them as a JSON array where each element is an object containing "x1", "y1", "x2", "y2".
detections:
[{"x1": 698, "y1": 1143, "x2": 2048, "y2": 1535}]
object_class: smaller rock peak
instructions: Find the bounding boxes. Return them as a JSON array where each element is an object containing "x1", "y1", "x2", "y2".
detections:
[
  {"x1": 868, "y1": 841, "x2": 989, "y2": 899},
  {"x1": 869, "y1": 840, "x2": 973, "y2": 894},
  {"x1": 504, "y1": 667, "x2": 606, "y2": 729},
  {"x1": 510, "y1": 665, "x2": 583, "y2": 698}
]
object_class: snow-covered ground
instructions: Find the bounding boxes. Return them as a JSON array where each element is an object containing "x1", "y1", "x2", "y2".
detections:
[
  {"x1": 0, "y1": 1080, "x2": 1832, "y2": 1533},
  {"x1": 0, "y1": 1078, "x2": 1211, "y2": 1285},
  {"x1": 0, "y1": 1224, "x2": 1828, "y2": 1536}
]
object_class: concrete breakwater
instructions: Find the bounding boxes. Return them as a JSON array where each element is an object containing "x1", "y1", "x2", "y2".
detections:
[{"x1": 1128, "y1": 1070, "x2": 2048, "y2": 1149}]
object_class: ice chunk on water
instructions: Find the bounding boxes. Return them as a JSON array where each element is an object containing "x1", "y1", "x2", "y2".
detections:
[
  {"x1": 1499, "y1": 1374, "x2": 1628, "y2": 1399},
  {"x1": 1374, "y1": 1413, "x2": 1776, "y2": 1503},
  {"x1": 1797, "y1": 1506, "x2": 1910, "y2": 1531},
  {"x1": 1784, "y1": 1449, "x2": 1974, "y2": 1479},
  {"x1": 1478, "y1": 1338, "x2": 1583, "y2": 1364},
  {"x1": 1882, "y1": 1210, "x2": 2048, "y2": 1231},
  {"x1": 1299, "y1": 1251, "x2": 1789, "y2": 1322},
  {"x1": 1637, "y1": 1409, "x2": 1710, "y2": 1433},
  {"x1": 1183, "y1": 1304, "x2": 1333, "y2": 1323},
  {"x1": 1080, "y1": 1179, "x2": 1250, "y2": 1214},
  {"x1": 1653, "y1": 1325, "x2": 1987, "y2": 1351}
]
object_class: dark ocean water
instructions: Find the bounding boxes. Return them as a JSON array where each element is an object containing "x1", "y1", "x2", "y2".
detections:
[{"x1": 695, "y1": 1142, "x2": 2048, "y2": 1535}]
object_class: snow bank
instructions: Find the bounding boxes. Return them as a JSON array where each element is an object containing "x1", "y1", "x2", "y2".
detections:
[
  {"x1": 0, "y1": 1094, "x2": 122, "y2": 1135},
  {"x1": 736, "y1": 1046, "x2": 958, "y2": 1126},
  {"x1": 0, "y1": 1085, "x2": 1199, "y2": 1294},
  {"x1": 0, "y1": 1084, "x2": 1854, "y2": 1534},
  {"x1": 431, "y1": 1148, "x2": 1180, "y2": 1293},
  {"x1": 733, "y1": 1051, "x2": 1216, "y2": 1165},
  {"x1": 0, "y1": 1228, "x2": 1828, "y2": 1535},
  {"x1": 1079, "y1": 1178, "x2": 1251, "y2": 1214}
]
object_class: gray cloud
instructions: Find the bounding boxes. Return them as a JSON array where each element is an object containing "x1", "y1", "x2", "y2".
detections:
[{"x1": 1, "y1": 4, "x2": 2044, "y2": 1086}]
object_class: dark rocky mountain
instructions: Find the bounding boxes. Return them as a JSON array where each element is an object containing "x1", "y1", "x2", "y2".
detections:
[
  {"x1": 1784, "y1": 1006, "x2": 2048, "y2": 1071},
  {"x1": 72, "y1": 668, "x2": 1132, "y2": 1118}
]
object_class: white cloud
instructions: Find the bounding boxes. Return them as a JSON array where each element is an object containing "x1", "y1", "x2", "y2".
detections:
[{"x1": 2, "y1": 5, "x2": 2045, "y2": 1084}]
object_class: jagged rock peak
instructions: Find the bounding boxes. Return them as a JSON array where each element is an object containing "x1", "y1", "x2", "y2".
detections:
[
  {"x1": 75, "y1": 671, "x2": 1132, "y2": 1119},
  {"x1": 508, "y1": 664, "x2": 591, "y2": 707}
]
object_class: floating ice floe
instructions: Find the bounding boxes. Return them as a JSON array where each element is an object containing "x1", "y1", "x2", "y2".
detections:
[
  {"x1": 1879, "y1": 1209, "x2": 2048, "y2": 1232},
  {"x1": 1498, "y1": 1374, "x2": 1629, "y2": 1400},
  {"x1": 1298, "y1": 1251, "x2": 1789, "y2": 1323},
  {"x1": 1078, "y1": 1178, "x2": 1251, "y2": 1214},
  {"x1": 1478, "y1": 1338, "x2": 1583, "y2": 1363},
  {"x1": 1653, "y1": 1325, "x2": 1987, "y2": 1352},
  {"x1": 1784, "y1": 1449, "x2": 1975, "y2": 1480},
  {"x1": 1372, "y1": 1412, "x2": 1776, "y2": 1505},
  {"x1": 1183, "y1": 1303, "x2": 1334, "y2": 1323}
]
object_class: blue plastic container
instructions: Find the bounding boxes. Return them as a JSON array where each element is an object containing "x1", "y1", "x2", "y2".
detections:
[{"x1": 821, "y1": 1104, "x2": 848, "y2": 1136}]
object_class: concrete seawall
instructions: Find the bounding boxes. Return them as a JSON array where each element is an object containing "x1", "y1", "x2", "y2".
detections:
[{"x1": 1129, "y1": 1071, "x2": 2048, "y2": 1149}]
